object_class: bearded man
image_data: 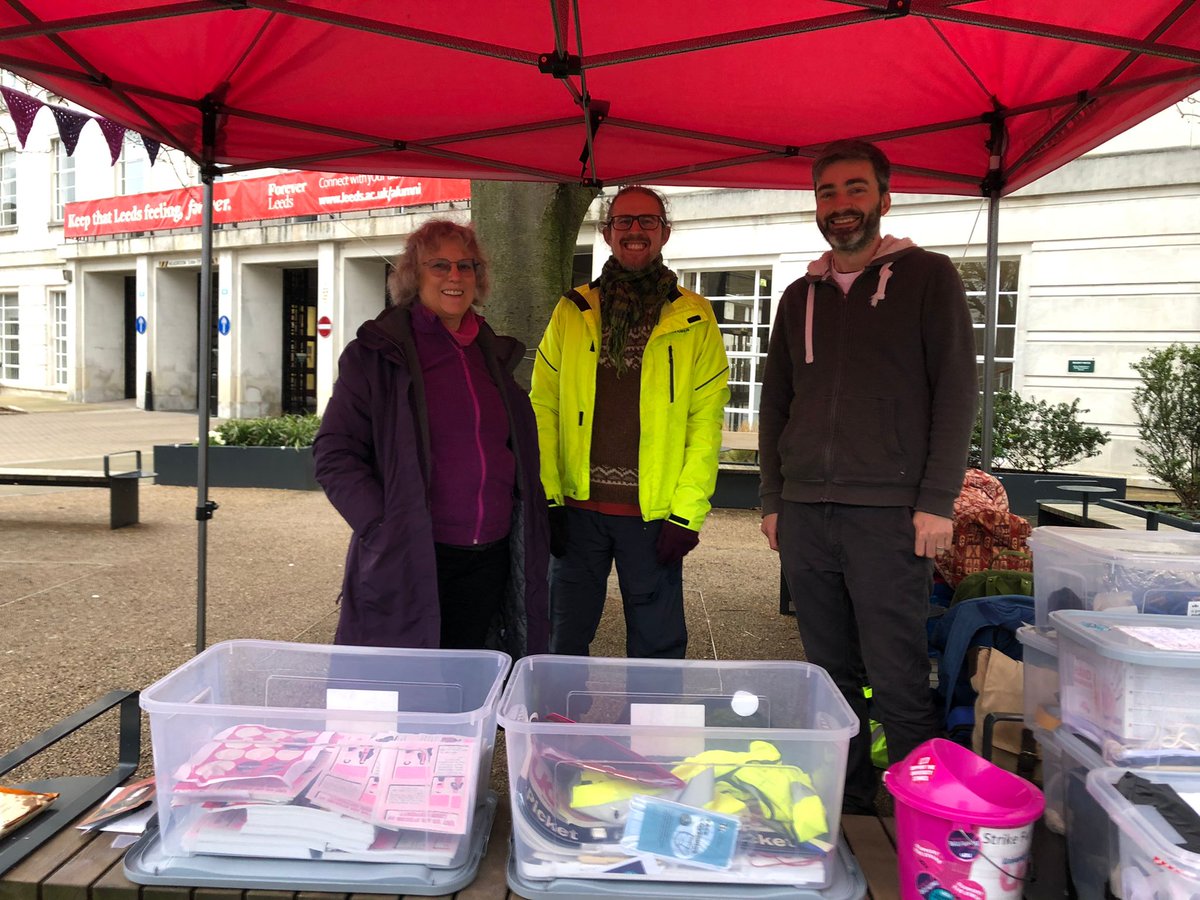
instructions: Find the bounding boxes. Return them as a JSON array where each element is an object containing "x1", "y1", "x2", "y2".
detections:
[
  {"x1": 758, "y1": 140, "x2": 977, "y2": 814},
  {"x1": 531, "y1": 185, "x2": 729, "y2": 660}
]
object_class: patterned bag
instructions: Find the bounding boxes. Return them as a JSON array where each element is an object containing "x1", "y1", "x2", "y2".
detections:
[{"x1": 935, "y1": 469, "x2": 1033, "y2": 589}]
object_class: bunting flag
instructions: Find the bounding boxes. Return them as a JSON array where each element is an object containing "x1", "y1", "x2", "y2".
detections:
[
  {"x1": 96, "y1": 117, "x2": 126, "y2": 165},
  {"x1": 0, "y1": 86, "x2": 43, "y2": 148},
  {"x1": 0, "y1": 87, "x2": 165, "y2": 166},
  {"x1": 50, "y1": 105, "x2": 90, "y2": 156}
]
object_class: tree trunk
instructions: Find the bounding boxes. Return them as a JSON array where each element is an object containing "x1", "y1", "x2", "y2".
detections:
[{"x1": 471, "y1": 181, "x2": 599, "y2": 387}]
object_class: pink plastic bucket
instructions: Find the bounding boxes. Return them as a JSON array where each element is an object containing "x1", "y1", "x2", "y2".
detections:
[{"x1": 884, "y1": 739, "x2": 1044, "y2": 900}]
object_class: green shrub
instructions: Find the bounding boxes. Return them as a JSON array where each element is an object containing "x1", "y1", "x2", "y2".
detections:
[
  {"x1": 1131, "y1": 343, "x2": 1200, "y2": 510},
  {"x1": 970, "y1": 389, "x2": 1109, "y2": 472},
  {"x1": 209, "y1": 414, "x2": 320, "y2": 449}
]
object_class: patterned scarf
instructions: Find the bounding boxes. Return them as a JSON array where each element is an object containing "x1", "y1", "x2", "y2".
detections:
[{"x1": 597, "y1": 254, "x2": 677, "y2": 374}]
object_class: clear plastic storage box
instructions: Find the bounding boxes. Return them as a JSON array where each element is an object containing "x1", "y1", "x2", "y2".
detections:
[
  {"x1": 1029, "y1": 527, "x2": 1200, "y2": 630},
  {"x1": 1032, "y1": 728, "x2": 1065, "y2": 835},
  {"x1": 1052, "y1": 610, "x2": 1200, "y2": 751},
  {"x1": 1017, "y1": 625, "x2": 1059, "y2": 732},
  {"x1": 1049, "y1": 728, "x2": 1118, "y2": 900},
  {"x1": 139, "y1": 640, "x2": 511, "y2": 865},
  {"x1": 496, "y1": 655, "x2": 858, "y2": 888},
  {"x1": 1088, "y1": 766, "x2": 1200, "y2": 900}
]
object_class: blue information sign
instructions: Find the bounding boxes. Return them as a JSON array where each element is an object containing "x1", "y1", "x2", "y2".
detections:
[
  {"x1": 135, "y1": 315, "x2": 147, "y2": 335},
  {"x1": 217, "y1": 315, "x2": 231, "y2": 336}
]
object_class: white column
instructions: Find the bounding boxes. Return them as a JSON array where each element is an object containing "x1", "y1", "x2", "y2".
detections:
[
  {"x1": 152, "y1": 265, "x2": 199, "y2": 411},
  {"x1": 237, "y1": 263, "x2": 283, "y2": 417},
  {"x1": 78, "y1": 270, "x2": 127, "y2": 403},
  {"x1": 136, "y1": 255, "x2": 152, "y2": 409},
  {"x1": 315, "y1": 241, "x2": 337, "y2": 414},
  {"x1": 216, "y1": 249, "x2": 235, "y2": 418}
]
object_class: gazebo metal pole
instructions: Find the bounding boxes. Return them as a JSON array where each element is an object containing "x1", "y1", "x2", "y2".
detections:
[
  {"x1": 980, "y1": 117, "x2": 1006, "y2": 473},
  {"x1": 194, "y1": 103, "x2": 219, "y2": 654},
  {"x1": 195, "y1": 171, "x2": 214, "y2": 654}
]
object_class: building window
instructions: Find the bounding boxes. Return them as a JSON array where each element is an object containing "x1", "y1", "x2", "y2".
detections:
[
  {"x1": 957, "y1": 259, "x2": 1019, "y2": 390},
  {"x1": 572, "y1": 247, "x2": 593, "y2": 288},
  {"x1": 119, "y1": 141, "x2": 145, "y2": 195},
  {"x1": 679, "y1": 267, "x2": 773, "y2": 432},
  {"x1": 0, "y1": 292, "x2": 18, "y2": 380},
  {"x1": 50, "y1": 290, "x2": 67, "y2": 385},
  {"x1": 51, "y1": 139, "x2": 76, "y2": 221},
  {"x1": 0, "y1": 150, "x2": 16, "y2": 227}
]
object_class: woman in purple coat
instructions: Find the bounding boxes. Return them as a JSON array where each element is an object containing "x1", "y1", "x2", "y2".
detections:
[{"x1": 314, "y1": 220, "x2": 550, "y2": 656}]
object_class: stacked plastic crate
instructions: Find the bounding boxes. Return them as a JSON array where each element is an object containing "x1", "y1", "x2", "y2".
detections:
[{"x1": 1023, "y1": 527, "x2": 1200, "y2": 898}]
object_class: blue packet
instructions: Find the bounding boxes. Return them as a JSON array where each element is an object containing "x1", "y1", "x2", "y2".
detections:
[{"x1": 620, "y1": 796, "x2": 740, "y2": 869}]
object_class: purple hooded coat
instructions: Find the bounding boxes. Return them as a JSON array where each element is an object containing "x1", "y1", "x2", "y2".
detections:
[{"x1": 314, "y1": 304, "x2": 550, "y2": 656}]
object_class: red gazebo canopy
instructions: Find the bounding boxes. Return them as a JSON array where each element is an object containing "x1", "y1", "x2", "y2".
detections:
[{"x1": 2, "y1": 1, "x2": 1198, "y2": 195}]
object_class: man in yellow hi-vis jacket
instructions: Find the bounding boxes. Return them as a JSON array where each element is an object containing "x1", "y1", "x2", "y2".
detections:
[{"x1": 531, "y1": 185, "x2": 729, "y2": 659}]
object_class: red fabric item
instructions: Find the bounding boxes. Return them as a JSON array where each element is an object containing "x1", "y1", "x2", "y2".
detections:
[
  {"x1": 935, "y1": 469, "x2": 1033, "y2": 589},
  {"x1": 4, "y1": 4, "x2": 1197, "y2": 196}
]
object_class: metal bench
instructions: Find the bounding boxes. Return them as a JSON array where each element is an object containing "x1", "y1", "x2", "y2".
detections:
[
  {"x1": 0, "y1": 691, "x2": 140, "y2": 877},
  {"x1": 720, "y1": 429, "x2": 759, "y2": 453},
  {"x1": 0, "y1": 451, "x2": 153, "y2": 529},
  {"x1": 0, "y1": 760, "x2": 515, "y2": 899}
]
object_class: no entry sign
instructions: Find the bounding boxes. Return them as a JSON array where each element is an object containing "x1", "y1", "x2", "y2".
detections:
[{"x1": 317, "y1": 315, "x2": 332, "y2": 338}]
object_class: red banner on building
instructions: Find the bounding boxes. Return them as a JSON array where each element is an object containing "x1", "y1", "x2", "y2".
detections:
[{"x1": 64, "y1": 171, "x2": 471, "y2": 238}]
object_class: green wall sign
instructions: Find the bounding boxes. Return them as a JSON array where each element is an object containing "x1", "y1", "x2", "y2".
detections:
[{"x1": 1068, "y1": 359, "x2": 1095, "y2": 373}]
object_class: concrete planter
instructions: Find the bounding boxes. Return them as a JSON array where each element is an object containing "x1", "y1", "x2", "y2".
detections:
[
  {"x1": 153, "y1": 444, "x2": 320, "y2": 491},
  {"x1": 1097, "y1": 498, "x2": 1200, "y2": 532},
  {"x1": 712, "y1": 463, "x2": 760, "y2": 509},
  {"x1": 994, "y1": 469, "x2": 1127, "y2": 519}
]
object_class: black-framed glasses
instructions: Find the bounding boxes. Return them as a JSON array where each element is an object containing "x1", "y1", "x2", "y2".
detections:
[
  {"x1": 422, "y1": 258, "x2": 480, "y2": 276},
  {"x1": 605, "y1": 214, "x2": 667, "y2": 231}
]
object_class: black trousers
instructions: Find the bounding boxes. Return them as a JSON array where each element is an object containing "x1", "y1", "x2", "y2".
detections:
[
  {"x1": 549, "y1": 507, "x2": 686, "y2": 659},
  {"x1": 435, "y1": 537, "x2": 510, "y2": 650},
  {"x1": 777, "y1": 501, "x2": 938, "y2": 811}
]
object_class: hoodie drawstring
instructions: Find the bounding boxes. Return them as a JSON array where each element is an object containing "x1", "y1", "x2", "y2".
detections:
[
  {"x1": 870, "y1": 262, "x2": 894, "y2": 307},
  {"x1": 804, "y1": 282, "x2": 815, "y2": 364},
  {"x1": 803, "y1": 240, "x2": 911, "y2": 364}
]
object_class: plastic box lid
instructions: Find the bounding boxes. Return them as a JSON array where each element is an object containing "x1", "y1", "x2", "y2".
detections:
[
  {"x1": 1029, "y1": 527, "x2": 1200, "y2": 570},
  {"x1": 125, "y1": 793, "x2": 498, "y2": 891},
  {"x1": 1051, "y1": 610, "x2": 1200, "y2": 669},
  {"x1": 505, "y1": 836, "x2": 868, "y2": 900},
  {"x1": 1016, "y1": 624, "x2": 1058, "y2": 657},
  {"x1": 1050, "y1": 726, "x2": 1105, "y2": 770}
]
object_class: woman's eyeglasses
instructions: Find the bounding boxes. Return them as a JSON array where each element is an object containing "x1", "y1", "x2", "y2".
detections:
[
  {"x1": 422, "y1": 258, "x2": 480, "y2": 275},
  {"x1": 604, "y1": 214, "x2": 667, "y2": 231}
]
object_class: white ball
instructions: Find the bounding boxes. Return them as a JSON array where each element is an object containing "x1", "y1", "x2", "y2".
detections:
[{"x1": 730, "y1": 690, "x2": 759, "y2": 717}]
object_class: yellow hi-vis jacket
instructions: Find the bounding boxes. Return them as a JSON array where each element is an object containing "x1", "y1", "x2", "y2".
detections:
[{"x1": 531, "y1": 281, "x2": 730, "y2": 531}]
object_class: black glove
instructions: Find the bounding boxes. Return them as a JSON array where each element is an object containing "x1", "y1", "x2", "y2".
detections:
[
  {"x1": 655, "y1": 520, "x2": 699, "y2": 566},
  {"x1": 548, "y1": 505, "x2": 570, "y2": 558}
]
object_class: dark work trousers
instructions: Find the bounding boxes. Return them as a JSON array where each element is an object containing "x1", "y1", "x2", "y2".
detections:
[
  {"x1": 549, "y1": 507, "x2": 687, "y2": 659},
  {"x1": 435, "y1": 537, "x2": 510, "y2": 650},
  {"x1": 777, "y1": 501, "x2": 938, "y2": 812}
]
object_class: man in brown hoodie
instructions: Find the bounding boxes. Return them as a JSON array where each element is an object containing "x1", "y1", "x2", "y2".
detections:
[{"x1": 758, "y1": 140, "x2": 977, "y2": 814}]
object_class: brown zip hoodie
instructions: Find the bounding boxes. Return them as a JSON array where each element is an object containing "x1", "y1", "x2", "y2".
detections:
[{"x1": 758, "y1": 237, "x2": 977, "y2": 518}]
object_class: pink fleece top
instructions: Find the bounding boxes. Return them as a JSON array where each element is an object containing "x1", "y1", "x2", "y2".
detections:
[
  {"x1": 411, "y1": 304, "x2": 515, "y2": 546},
  {"x1": 802, "y1": 235, "x2": 914, "y2": 363}
]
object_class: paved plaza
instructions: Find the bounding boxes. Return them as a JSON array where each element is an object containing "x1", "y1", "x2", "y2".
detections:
[{"x1": 0, "y1": 396, "x2": 790, "y2": 784}]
